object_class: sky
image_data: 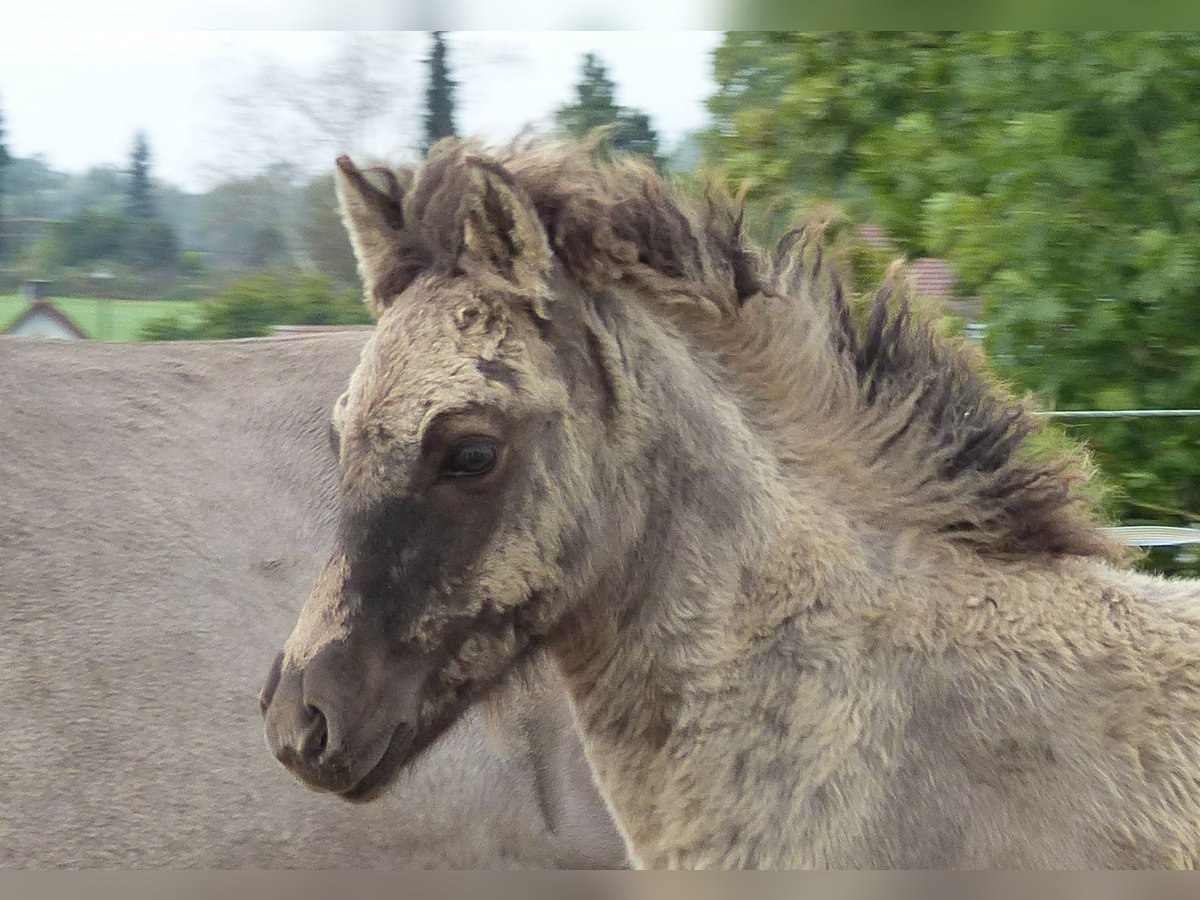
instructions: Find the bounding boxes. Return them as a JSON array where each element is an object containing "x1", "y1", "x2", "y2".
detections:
[{"x1": 0, "y1": 31, "x2": 723, "y2": 193}]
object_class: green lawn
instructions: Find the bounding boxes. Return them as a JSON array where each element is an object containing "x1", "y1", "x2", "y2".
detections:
[{"x1": 0, "y1": 296, "x2": 202, "y2": 342}]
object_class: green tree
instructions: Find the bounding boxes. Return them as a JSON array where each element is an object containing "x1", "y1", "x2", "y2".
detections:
[
  {"x1": 122, "y1": 215, "x2": 178, "y2": 269},
  {"x1": 0, "y1": 97, "x2": 10, "y2": 258},
  {"x1": 58, "y1": 209, "x2": 128, "y2": 264},
  {"x1": 298, "y1": 174, "x2": 360, "y2": 287},
  {"x1": 247, "y1": 225, "x2": 288, "y2": 270},
  {"x1": 126, "y1": 131, "x2": 156, "y2": 219},
  {"x1": 707, "y1": 32, "x2": 975, "y2": 245},
  {"x1": 423, "y1": 31, "x2": 458, "y2": 154},
  {"x1": 557, "y1": 53, "x2": 662, "y2": 167},
  {"x1": 55, "y1": 207, "x2": 177, "y2": 270},
  {"x1": 190, "y1": 165, "x2": 309, "y2": 271},
  {"x1": 707, "y1": 32, "x2": 1200, "y2": 574}
]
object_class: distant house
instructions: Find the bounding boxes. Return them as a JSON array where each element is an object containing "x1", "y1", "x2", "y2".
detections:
[
  {"x1": 855, "y1": 226, "x2": 985, "y2": 339},
  {"x1": 856, "y1": 224, "x2": 892, "y2": 252},
  {"x1": 3, "y1": 300, "x2": 89, "y2": 340}
]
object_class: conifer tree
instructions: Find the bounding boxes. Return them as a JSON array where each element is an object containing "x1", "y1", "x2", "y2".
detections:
[
  {"x1": 126, "y1": 131, "x2": 155, "y2": 219},
  {"x1": 556, "y1": 53, "x2": 661, "y2": 167},
  {"x1": 423, "y1": 32, "x2": 458, "y2": 154}
]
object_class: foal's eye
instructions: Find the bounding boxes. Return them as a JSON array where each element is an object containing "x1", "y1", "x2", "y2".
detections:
[{"x1": 443, "y1": 438, "x2": 498, "y2": 479}]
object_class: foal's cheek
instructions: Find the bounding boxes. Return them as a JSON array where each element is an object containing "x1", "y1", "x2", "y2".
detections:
[{"x1": 427, "y1": 482, "x2": 502, "y2": 526}]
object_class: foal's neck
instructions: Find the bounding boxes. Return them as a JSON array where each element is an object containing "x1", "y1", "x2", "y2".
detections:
[
  {"x1": 548, "y1": 308, "x2": 875, "y2": 864},
  {"x1": 556, "y1": 301, "x2": 862, "y2": 675}
]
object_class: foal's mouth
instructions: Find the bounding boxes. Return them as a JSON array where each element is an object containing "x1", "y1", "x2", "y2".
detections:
[
  {"x1": 335, "y1": 662, "x2": 506, "y2": 802},
  {"x1": 336, "y1": 722, "x2": 417, "y2": 802},
  {"x1": 337, "y1": 714, "x2": 457, "y2": 803}
]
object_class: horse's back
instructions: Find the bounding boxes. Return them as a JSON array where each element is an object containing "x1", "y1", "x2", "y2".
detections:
[
  {"x1": 0, "y1": 335, "x2": 623, "y2": 867},
  {"x1": 1124, "y1": 567, "x2": 1200, "y2": 611}
]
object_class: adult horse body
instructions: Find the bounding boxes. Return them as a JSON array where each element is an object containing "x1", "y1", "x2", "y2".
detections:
[
  {"x1": 0, "y1": 334, "x2": 623, "y2": 868},
  {"x1": 262, "y1": 139, "x2": 1200, "y2": 868}
]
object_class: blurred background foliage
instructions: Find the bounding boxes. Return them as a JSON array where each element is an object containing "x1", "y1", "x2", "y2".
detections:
[
  {"x1": 0, "y1": 32, "x2": 1196, "y2": 573},
  {"x1": 706, "y1": 32, "x2": 1200, "y2": 575}
]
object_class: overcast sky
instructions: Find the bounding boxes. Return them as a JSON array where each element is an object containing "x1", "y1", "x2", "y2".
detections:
[{"x1": 0, "y1": 31, "x2": 723, "y2": 193}]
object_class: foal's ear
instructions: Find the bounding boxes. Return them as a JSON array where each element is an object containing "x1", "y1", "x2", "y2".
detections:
[
  {"x1": 334, "y1": 156, "x2": 415, "y2": 313},
  {"x1": 460, "y1": 159, "x2": 551, "y2": 291}
]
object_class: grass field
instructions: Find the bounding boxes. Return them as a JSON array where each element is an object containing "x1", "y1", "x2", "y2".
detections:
[{"x1": 0, "y1": 296, "x2": 202, "y2": 342}]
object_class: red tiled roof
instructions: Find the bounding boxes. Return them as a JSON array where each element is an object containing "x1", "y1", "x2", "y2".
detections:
[
  {"x1": 856, "y1": 224, "x2": 893, "y2": 252},
  {"x1": 908, "y1": 257, "x2": 983, "y2": 319},
  {"x1": 855, "y1": 225, "x2": 983, "y2": 321},
  {"x1": 908, "y1": 257, "x2": 955, "y2": 301},
  {"x1": 3, "y1": 299, "x2": 89, "y2": 338}
]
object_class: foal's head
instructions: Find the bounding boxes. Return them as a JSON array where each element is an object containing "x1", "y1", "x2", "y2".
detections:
[{"x1": 259, "y1": 142, "x2": 697, "y2": 798}]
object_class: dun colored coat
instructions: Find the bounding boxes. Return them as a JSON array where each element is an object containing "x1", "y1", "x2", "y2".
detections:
[
  {"x1": 0, "y1": 334, "x2": 623, "y2": 868},
  {"x1": 261, "y1": 138, "x2": 1200, "y2": 868}
]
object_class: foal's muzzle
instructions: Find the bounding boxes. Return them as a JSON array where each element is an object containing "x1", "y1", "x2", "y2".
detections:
[{"x1": 259, "y1": 648, "x2": 421, "y2": 796}]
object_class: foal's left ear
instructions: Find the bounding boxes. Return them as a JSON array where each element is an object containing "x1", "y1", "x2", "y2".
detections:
[
  {"x1": 460, "y1": 159, "x2": 552, "y2": 292},
  {"x1": 334, "y1": 155, "x2": 416, "y2": 316}
]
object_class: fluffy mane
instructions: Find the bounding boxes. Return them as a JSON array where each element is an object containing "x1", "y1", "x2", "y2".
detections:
[{"x1": 396, "y1": 138, "x2": 1118, "y2": 562}]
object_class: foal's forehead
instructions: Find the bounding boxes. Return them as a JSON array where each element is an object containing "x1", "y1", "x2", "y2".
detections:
[{"x1": 346, "y1": 285, "x2": 530, "y2": 423}]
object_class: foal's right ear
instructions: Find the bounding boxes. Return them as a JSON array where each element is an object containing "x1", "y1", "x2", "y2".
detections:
[{"x1": 334, "y1": 156, "x2": 414, "y2": 315}]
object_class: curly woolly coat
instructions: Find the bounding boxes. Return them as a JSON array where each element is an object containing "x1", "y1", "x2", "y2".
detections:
[{"x1": 276, "y1": 137, "x2": 1200, "y2": 869}]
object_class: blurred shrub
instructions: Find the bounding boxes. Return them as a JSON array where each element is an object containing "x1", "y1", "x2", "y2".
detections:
[
  {"x1": 139, "y1": 270, "x2": 371, "y2": 341},
  {"x1": 138, "y1": 314, "x2": 199, "y2": 341}
]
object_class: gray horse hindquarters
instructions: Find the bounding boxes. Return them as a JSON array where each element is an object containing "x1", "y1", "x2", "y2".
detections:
[{"x1": 0, "y1": 335, "x2": 624, "y2": 868}]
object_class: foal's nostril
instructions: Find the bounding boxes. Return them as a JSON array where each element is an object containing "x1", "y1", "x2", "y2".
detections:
[{"x1": 299, "y1": 703, "x2": 330, "y2": 764}]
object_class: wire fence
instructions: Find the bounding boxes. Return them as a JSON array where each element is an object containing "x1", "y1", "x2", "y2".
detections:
[
  {"x1": 1037, "y1": 409, "x2": 1200, "y2": 419},
  {"x1": 1105, "y1": 526, "x2": 1200, "y2": 547}
]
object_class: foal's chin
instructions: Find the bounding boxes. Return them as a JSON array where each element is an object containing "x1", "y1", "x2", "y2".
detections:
[
  {"x1": 337, "y1": 714, "x2": 459, "y2": 803},
  {"x1": 335, "y1": 724, "x2": 416, "y2": 803},
  {"x1": 336, "y1": 667, "x2": 520, "y2": 802}
]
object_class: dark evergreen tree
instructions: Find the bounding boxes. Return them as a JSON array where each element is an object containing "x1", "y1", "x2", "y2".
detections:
[
  {"x1": 611, "y1": 109, "x2": 660, "y2": 164},
  {"x1": 557, "y1": 53, "x2": 620, "y2": 135},
  {"x1": 556, "y1": 53, "x2": 662, "y2": 167},
  {"x1": 423, "y1": 32, "x2": 457, "y2": 154},
  {"x1": 126, "y1": 131, "x2": 155, "y2": 218}
]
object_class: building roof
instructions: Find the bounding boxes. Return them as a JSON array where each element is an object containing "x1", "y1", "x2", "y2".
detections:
[
  {"x1": 908, "y1": 256, "x2": 955, "y2": 301},
  {"x1": 856, "y1": 224, "x2": 894, "y2": 252},
  {"x1": 908, "y1": 258, "x2": 983, "y2": 321},
  {"x1": 854, "y1": 225, "x2": 983, "y2": 323},
  {"x1": 3, "y1": 299, "x2": 89, "y2": 339}
]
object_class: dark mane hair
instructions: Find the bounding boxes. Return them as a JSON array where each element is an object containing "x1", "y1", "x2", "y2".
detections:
[{"x1": 403, "y1": 138, "x2": 1118, "y2": 562}]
